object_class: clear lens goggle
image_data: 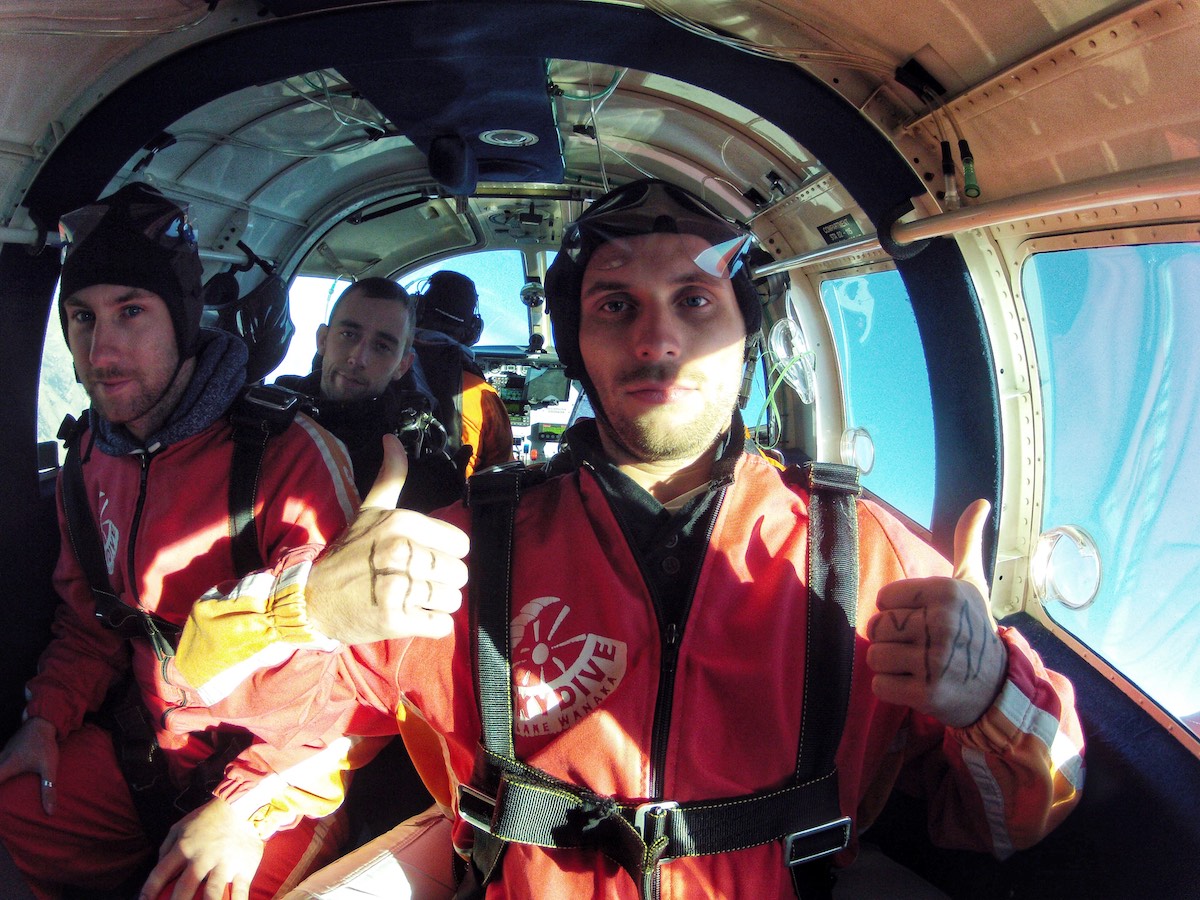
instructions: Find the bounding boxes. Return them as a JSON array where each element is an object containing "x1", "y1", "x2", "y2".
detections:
[
  {"x1": 58, "y1": 194, "x2": 197, "y2": 264},
  {"x1": 563, "y1": 180, "x2": 754, "y2": 279}
]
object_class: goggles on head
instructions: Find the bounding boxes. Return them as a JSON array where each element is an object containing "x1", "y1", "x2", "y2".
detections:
[
  {"x1": 58, "y1": 192, "x2": 197, "y2": 265},
  {"x1": 561, "y1": 180, "x2": 754, "y2": 280}
]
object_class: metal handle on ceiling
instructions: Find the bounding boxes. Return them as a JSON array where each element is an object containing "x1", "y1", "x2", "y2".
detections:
[
  {"x1": 891, "y1": 157, "x2": 1200, "y2": 245},
  {"x1": 754, "y1": 157, "x2": 1200, "y2": 276}
]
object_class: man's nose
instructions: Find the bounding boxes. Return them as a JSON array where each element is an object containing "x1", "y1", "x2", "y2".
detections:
[
  {"x1": 87, "y1": 320, "x2": 125, "y2": 366},
  {"x1": 633, "y1": 306, "x2": 682, "y2": 361},
  {"x1": 346, "y1": 338, "x2": 370, "y2": 367}
]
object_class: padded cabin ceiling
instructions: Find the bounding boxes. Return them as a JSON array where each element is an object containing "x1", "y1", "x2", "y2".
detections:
[
  {"x1": 261, "y1": 0, "x2": 564, "y2": 190},
  {"x1": 336, "y1": 56, "x2": 564, "y2": 190}
]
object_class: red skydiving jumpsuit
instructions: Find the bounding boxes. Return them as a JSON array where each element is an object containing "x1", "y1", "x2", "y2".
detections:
[
  {"x1": 0, "y1": 393, "x2": 362, "y2": 899},
  {"x1": 169, "y1": 448, "x2": 1085, "y2": 898}
]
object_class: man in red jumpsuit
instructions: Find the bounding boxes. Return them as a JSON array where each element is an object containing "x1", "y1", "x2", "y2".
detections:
[
  {"x1": 0, "y1": 184, "x2": 362, "y2": 900},
  {"x1": 166, "y1": 179, "x2": 1084, "y2": 898}
]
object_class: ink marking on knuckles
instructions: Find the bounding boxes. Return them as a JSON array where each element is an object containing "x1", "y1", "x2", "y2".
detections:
[
  {"x1": 946, "y1": 604, "x2": 987, "y2": 684},
  {"x1": 885, "y1": 607, "x2": 918, "y2": 633}
]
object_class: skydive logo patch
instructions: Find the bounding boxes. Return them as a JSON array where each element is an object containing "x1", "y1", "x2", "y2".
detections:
[
  {"x1": 511, "y1": 596, "x2": 627, "y2": 736},
  {"x1": 99, "y1": 490, "x2": 119, "y2": 575}
]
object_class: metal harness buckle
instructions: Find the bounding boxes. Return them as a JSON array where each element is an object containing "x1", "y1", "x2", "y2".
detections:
[
  {"x1": 783, "y1": 816, "x2": 852, "y2": 867},
  {"x1": 242, "y1": 384, "x2": 302, "y2": 414},
  {"x1": 457, "y1": 784, "x2": 497, "y2": 834},
  {"x1": 632, "y1": 800, "x2": 679, "y2": 841}
]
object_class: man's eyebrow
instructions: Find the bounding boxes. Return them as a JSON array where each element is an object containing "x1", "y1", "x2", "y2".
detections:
[
  {"x1": 581, "y1": 277, "x2": 633, "y2": 296},
  {"x1": 583, "y1": 269, "x2": 720, "y2": 296},
  {"x1": 64, "y1": 287, "x2": 152, "y2": 307},
  {"x1": 372, "y1": 329, "x2": 401, "y2": 346},
  {"x1": 115, "y1": 288, "x2": 155, "y2": 303}
]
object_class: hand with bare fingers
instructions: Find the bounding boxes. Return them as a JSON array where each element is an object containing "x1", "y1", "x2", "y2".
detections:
[
  {"x1": 0, "y1": 717, "x2": 58, "y2": 815},
  {"x1": 139, "y1": 797, "x2": 263, "y2": 900},
  {"x1": 865, "y1": 500, "x2": 1008, "y2": 728},
  {"x1": 306, "y1": 434, "x2": 469, "y2": 645}
]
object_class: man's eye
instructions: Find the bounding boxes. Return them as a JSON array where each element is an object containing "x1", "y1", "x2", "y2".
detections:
[
  {"x1": 681, "y1": 294, "x2": 710, "y2": 308},
  {"x1": 600, "y1": 299, "x2": 630, "y2": 314},
  {"x1": 122, "y1": 305, "x2": 144, "y2": 317},
  {"x1": 70, "y1": 310, "x2": 94, "y2": 324}
]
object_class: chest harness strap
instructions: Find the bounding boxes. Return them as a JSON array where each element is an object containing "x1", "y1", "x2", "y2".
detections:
[
  {"x1": 57, "y1": 384, "x2": 302, "y2": 843},
  {"x1": 458, "y1": 459, "x2": 861, "y2": 899},
  {"x1": 59, "y1": 384, "x2": 306, "y2": 654},
  {"x1": 226, "y1": 384, "x2": 308, "y2": 575}
]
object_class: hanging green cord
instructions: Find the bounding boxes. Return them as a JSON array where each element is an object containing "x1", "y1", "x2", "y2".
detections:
[{"x1": 750, "y1": 350, "x2": 814, "y2": 448}]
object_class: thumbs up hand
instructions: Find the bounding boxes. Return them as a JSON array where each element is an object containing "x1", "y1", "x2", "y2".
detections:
[
  {"x1": 865, "y1": 500, "x2": 1008, "y2": 728},
  {"x1": 306, "y1": 434, "x2": 469, "y2": 645}
]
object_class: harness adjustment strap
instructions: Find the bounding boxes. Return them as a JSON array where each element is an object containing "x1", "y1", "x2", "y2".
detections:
[
  {"x1": 458, "y1": 767, "x2": 850, "y2": 878},
  {"x1": 806, "y1": 463, "x2": 862, "y2": 496},
  {"x1": 464, "y1": 459, "x2": 532, "y2": 506}
]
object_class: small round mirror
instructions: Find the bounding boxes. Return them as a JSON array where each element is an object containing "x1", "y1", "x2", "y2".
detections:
[
  {"x1": 1031, "y1": 525, "x2": 1102, "y2": 610},
  {"x1": 840, "y1": 426, "x2": 875, "y2": 474}
]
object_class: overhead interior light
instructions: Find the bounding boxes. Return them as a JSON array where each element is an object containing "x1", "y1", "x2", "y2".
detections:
[{"x1": 479, "y1": 129, "x2": 539, "y2": 147}]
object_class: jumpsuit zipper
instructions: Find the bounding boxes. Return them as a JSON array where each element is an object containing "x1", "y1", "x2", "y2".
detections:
[
  {"x1": 644, "y1": 486, "x2": 726, "y2": 900},
  {"x1": 125, "y1": 449, "x2": 176, "y2": 663}
]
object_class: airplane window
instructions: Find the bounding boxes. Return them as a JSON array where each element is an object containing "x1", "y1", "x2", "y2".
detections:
[
  {"x1": 1022, "y1": 243, "x2": 1200, "y2": 733},
  {"x1": 742, "y1": 351, "x2": 772, "y2": 445},
  {"x1": 818, "y1": 271, "x2": 935, "y2": 528},
  {"x1": 36, "y1": 284, "x2": 90, "y2": 465},
  {"x1": 270, "y1": 275, "x2": 347, "y2": 381},
  {"x1": 403, "y1": 251, "x2": 530, "y2": 347}
]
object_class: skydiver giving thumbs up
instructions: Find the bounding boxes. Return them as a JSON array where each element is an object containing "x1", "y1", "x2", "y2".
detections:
[
  {"x1": 302, "y1": 434, "x2": 469, "y2": 646},
  {"x1": 164, "y1": 180, "x2": 1084, "y2": 900}
]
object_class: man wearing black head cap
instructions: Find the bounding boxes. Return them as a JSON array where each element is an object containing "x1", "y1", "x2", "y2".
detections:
[
  {"x1": 0, "y1": 183, "x2": 366, "y2": 900},
  {"x1": 165, "y1": 180, "x2": 1082, "y2": 898},
  {"x1": 276, "y1": 276, "x2": 463, "y2": 513},
  {"x1": 405, "y1": 270, "x2": 513, "y2": 476}
]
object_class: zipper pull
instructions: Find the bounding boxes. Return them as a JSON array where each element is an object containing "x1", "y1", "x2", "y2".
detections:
[
  {"x1": 141, "y1": 613, "x2": 176, "y2": 661},
  {"x1": 663, "y1": 623, "x2": 680, "y2": 676}
]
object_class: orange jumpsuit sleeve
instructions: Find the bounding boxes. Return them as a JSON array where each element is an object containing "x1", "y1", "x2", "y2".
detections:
[{"x1": 460, "y1": 372, "x2": 513, "y2": 475}]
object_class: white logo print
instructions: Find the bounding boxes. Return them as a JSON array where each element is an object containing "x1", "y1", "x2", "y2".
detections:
[
  {"x1": 98, "y1": 490, "x2": 119, "y2": 576},
  {"x1": 511, "y1": 596, "x2": 627, "y2": 737}
]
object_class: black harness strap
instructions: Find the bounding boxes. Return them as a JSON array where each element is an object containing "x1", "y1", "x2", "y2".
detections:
[
  {"x1": 55, "y1": 387, "x2": 305, "y2": 844},
  {"x1": 799, "y1": 462, "x2": 860, "y2": 778},
  {"x1": 792, "y1": 461, "x2": 861, "y2": 899},
  {"x1": 460, "y1": 460, "x2": 545, "y2": 890},
  {"x1": 227, "y1": 384, "x2": 308, "y2": 575},
  {"x1": 459, "y1": 459, "x2": 861, "y2": 898},
  {"x1": 59, "y1": 417, "x2": 182, "y2": 657}
]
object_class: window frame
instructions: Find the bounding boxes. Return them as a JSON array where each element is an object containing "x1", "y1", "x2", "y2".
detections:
[
  {"x1": 809, "y1": 261, "x2": 938, "y2": 530},
  {"x1": 1010, "y1": 225, "x2": 1200, "y2": 758}
]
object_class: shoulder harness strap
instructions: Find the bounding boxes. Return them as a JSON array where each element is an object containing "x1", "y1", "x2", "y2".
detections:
[
  {"x1": 58, "y1": 386, "x2": 306, "y2": 658},
  {"x1": 226, "y1": 384, "x2": 307, "y2": 575},
  {"x1": 58, "y1": 414, "x2": 180, "y2": 658},
  {"x1": 459, "y1": 457, "x2": 862, "y2": 898}
]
